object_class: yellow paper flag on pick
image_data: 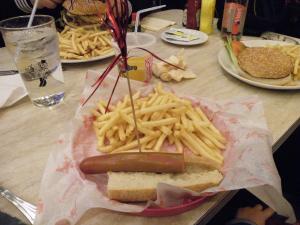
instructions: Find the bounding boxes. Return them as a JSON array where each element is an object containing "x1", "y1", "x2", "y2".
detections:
[{"x1": 121, "y1": 55, "x2": 153, "y2": 82}]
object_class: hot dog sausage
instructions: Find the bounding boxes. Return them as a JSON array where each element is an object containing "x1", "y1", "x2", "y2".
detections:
[{"x1": 79, "y1": 152, "x2": 185, "y2": 174}]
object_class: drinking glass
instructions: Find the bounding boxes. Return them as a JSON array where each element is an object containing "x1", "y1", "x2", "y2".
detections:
[
  {"x1": 0, "y1": 15, "x2": 64, "y2": 107},
  {"x1": 221, "y1": 0, "x2": 249, "y2": 41}
]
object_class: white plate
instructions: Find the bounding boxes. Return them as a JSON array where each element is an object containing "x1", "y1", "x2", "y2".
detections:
[
  {"x1": 61, "y1": 51, "x2": 115, "y2": 64},
  {"x1": 161, "y1": 28, "x2": 208, "y2": 46},
  {"x1": 218, "y1": 40, "x2": 300, "y2": 90}
]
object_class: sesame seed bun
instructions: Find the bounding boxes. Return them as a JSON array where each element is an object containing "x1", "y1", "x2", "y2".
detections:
[
  {"x1": 63, "y1": 0, "x2": 106, "y2": 16},
  {"x1": 237, "y1": 47, "x2": 294, "y2": 79},
  {"x1": 239, "y1": 70, "x2": 293, "y2": 86}
]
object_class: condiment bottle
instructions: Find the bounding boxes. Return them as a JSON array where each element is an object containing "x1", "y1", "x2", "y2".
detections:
[
  {"x1": 221, "y1": 0, "x2": 249, "y2": 40},
  {"x1": 186, "y1": 0, "x2": 201, "y2": 30},
  {"x1": 200, "y1": 0, "x2": 216, "y2": 34}
]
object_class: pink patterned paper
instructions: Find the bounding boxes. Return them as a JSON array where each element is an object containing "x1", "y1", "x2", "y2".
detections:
[{"x1": 34, "y1": 70, "x2": 294, "y2": 225}]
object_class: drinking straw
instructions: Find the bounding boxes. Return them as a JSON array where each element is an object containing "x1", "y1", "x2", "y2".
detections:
[
  {"x1": 27, "y1": 0, "x2": 39, "y2": 28},
  {"x1": 134, "y1": 5, "x2": 166, "y2": 33}
]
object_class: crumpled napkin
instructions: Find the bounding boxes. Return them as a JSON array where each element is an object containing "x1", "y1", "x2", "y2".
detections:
[{"x1": 0, "y1": 74, "x2": 27, "y2": 108}]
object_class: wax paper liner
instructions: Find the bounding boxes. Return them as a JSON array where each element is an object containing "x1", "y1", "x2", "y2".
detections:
[{"x1": 34, "y1": 70, "x2": 296, "y2": 225}]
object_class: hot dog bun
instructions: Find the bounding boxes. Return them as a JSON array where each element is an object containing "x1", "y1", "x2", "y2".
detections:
[{"x1": 107, "y1": 165, "x2": 223, "y2": 202}]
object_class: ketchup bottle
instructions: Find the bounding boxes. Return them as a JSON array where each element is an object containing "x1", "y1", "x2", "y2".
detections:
[
  {"x1": 221, "y1": 0, "x2": 249, "y2": 40},
  {"x1": 186, "y1": 0, "x2": 201, "y2": 30}
]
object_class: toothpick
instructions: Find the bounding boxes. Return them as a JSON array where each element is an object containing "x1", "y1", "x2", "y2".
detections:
[{"x1": 125, "y1": 72, "x2": 141, "y2": 152}]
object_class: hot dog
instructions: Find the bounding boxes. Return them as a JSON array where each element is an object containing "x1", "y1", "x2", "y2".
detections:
[{"x1": 79, "y1": 152, "x2": 185, "y2": 174}]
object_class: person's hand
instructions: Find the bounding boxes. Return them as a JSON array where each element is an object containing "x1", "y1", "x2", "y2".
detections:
[
  {"x1": 35, "y1": 0, "x2": 63, "y2": 9},
  {"x1": 236, "y1": 204, "x2": 274, "y2": 225}
]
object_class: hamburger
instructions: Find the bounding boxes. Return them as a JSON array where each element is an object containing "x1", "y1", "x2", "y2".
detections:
[
  {"x1": 237, "y1": 47, "x2": 294, "y2": 86},
  {"x1": 62, "y1": 0, "x2": 107, "y2": 27}
]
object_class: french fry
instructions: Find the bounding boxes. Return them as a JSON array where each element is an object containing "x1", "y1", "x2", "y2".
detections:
[
  {"x1": 126, "y1": 134, "x2": 135, "y2": 144},
  {"x1": 160, "y1": 126, "x2": 172, "y2": 135},
  {"x1": 147, "y1": 92, "x2": 158, "y2": 106},
  {"x1": 137, "y1": 103, "x2": 179, "y2": 115},
  {"x1": 102, "y1": 35, "x2": 112, "y2": 45},
  {"x1": 92, "y1": 109, "x2": 101, "y2": 117},
  {"x1": 98, "y1": 114, "x2": 120, "y2": 136},
  {"x1": 97, "y1": 102, "x2": 106, "y2": 114},
  {"x1": 294, "y1": 59, "x2": 299, "y2": 75},
  {"x1": 154, "y1": 133, "x2": 167, "y2": 152},
  {"x1": 186, "y1": 110, "x2": 209, "y2": 127},
  {"x1": 106, "y1": 129, "x2": 115, "y2": 139},
  {"x1": 77, "y1": 42, "x2": 85, "y2": 55},
  {"x1": 138, "y1": 126, "x2": 158, "y2": 137},
  {"x1": 125, "y1": 124, "x2": 134, "y2": 136},
  {"x1": 97, "y1": 35, "x2": 107, "y2": 46},
  {"x1": 188, "y1": 131, "x2": 223, "y2": 161},
  {"x1": 145, "y1": 138, "x2": 157, "y2": 149},
  {"x1": 167, "y1": 134, "x2": 175, "y2": 145},
  {"x1": 98, "y1": 145, "x2": 114, "y2": 153},
  {"x1": 179, "y1": 136, "x2": 199, "y2": 156},
  {"x1": 195, "y1": 125, "x2": 226, "y2": 150},
  {"x1": 71, "y1": 33, "x2": 78, "y2": 53},
  {"x1": 112, "y1": 135, "x2": 158, "y2": 153},
  {"x1": 180, "y1": 114, "x2": 189, "y2": 130},
  {"x1": 180, "y1": 129, "x2": 223, "y2": 165},
  {"x1": 141, "y1": 118, "x2": 178, "y2": 128},
  {"x1": 174, "y1": 138, "x2": 183, "y2": 153},
  {"x1": 97, "y1": 136, "x2": 104, "y2": 147}
]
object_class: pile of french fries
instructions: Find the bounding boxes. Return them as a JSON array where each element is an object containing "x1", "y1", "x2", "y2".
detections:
[
  {"x1": 92, "y1": 83, "x2": 226, "y2": 167},
  {"x1": 271, "y1": 45, "x2": 300, "y2": 80},
  {"x1": 58, "y1": 25, "x2": 114, "y2": 60}
]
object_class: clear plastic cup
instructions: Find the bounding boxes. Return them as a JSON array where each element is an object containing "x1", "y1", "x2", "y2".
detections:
[{"x1": 112, "y1": 32, "x2": 156, "y2": 82}]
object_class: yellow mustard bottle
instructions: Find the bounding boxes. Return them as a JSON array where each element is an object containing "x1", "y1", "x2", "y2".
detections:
[{"x1": 200, "y1": 0, "x2": 216, "y2": 34}]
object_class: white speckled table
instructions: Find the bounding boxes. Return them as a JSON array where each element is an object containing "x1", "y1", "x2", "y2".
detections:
[{"x1": 1, "y1": 9, "x2": 300, "y2": 225}]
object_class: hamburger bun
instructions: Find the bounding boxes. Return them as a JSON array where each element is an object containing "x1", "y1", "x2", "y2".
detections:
[
  {"x1": 238, "y1": 70, "x2": 293, "y2": 86},
  {"x1": 238, "y1": 47, "x2": 294, "y2": 79},
  {"x1": 237, "y1": 47, "x2": 294, "y2": 86},
  {"x1": 61, "y1": 0, "x2": 106, "y2": 27},
  {"x1": 63, "y1": 0, "x2": 106, "y2": 16}
]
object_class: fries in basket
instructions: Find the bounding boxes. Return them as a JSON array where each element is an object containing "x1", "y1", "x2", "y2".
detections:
[
  {"x1": 58, "y1": 25, "x2": 114, "y2": 60},
  {"x1": 92, "y1": 83, "x2": 226, "y2": 168}
]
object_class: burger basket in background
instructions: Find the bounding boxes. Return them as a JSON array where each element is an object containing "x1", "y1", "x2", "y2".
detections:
[
  {"x1": 61, "y1": 0, "x2": 106, "y2": 27},
  {"x1": 237, "y1": 45, "x2": 299, "y2": 85},
  {"x1": 58, "y1": 0, "x2": 114, "y2": 60},
  {"x1": 223, "y1": 38, "x2": 300, "y2": 87},
  {"x1": 221, "y1": 0, "x2": 300, "y2": 87}
]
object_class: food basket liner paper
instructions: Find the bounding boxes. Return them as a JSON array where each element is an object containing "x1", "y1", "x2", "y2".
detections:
[{"x1": 34, "y1": 70, "x2": 295, "y2": 225}]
